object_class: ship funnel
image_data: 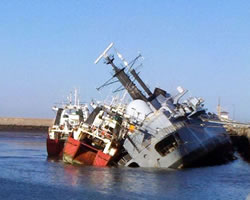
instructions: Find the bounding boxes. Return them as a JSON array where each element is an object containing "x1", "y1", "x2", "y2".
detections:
[{"x1": 94, "y1": 42, "x2": 114, "y2": 64}]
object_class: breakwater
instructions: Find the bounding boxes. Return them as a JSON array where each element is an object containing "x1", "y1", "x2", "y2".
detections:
[
  {"x1": 0, "y1": 117, "x2": 54, "y2": 131},
  {"x1": 225, "y1": 124, "x2": 250, "y2": 161},
  {"x1": 226, "y1": 125, "x2": 250, "y2": 140}
]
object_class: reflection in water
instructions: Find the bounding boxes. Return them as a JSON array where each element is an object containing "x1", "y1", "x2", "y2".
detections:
[
  {"x1": 59, "y1": 165, "x2": 168, "y2": 196},
  {"x1": 0, "y1": 131, "x2": 249, "y2": 200},
  {"x1": 47, "y1": 156, "x2": 171, "y2": 196},
  {"x1": 47, "y1": 159, "x2": 177, "y2": 197},
  {"x1": 63, "y1": 165, "x2": 81, "y2": 186}
]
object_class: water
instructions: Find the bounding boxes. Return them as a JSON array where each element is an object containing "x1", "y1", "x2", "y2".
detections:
[{"x1": 0, "y1": 131, "x2": 249, "y2": 200}]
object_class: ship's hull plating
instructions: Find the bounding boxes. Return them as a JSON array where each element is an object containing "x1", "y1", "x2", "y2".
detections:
[
  {"x1": 124, "y1": 120, "x2": 233, "y2": 168},
  {"x1": 46, "y1": 138, "x2": 65, "y2": 157},
  {"x1": 63, "y1": 136, "x2": 111, "y2": 166}
]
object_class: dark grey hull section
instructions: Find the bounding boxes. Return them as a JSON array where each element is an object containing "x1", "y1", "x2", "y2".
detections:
[{"x1": 122, "y1": 120, "x2": 233, "y2": 168}]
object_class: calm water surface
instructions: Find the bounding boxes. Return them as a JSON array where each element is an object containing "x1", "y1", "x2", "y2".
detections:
[{"x1": 0, "y1": 131, "x2": 249, "y2": 200}]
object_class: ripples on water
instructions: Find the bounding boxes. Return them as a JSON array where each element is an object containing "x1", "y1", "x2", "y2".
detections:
[{"x1": 0, "y1": 131, "x2": 249, "y2": 200}]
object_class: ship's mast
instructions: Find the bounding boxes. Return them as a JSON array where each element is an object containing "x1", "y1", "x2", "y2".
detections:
[
  {"x1": 105, "y1": 56, "x2": 148, "y2": 101},
  {"x1": 130, "y1": 69, "x2": 153, "y2": 97},
  {"x1": 74, "y1": 88, "x2": 77, "y2": 106},
  {"x1": 94, "y1": 43, "x2": 147, "y2": 101},
  {"x1": 217, "y1": 97, "x2": 221, "y2": 118}
]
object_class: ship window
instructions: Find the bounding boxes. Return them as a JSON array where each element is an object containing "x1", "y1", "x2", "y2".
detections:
[
  {"x1": 163, "y1": 110, "x2": 171, "y2": 118},
  {"x1": 128, "y1": 162, "x2": 140, "y2": 168},
  {"x1": 155, "y1": 134, "x2": 179, "y2": 157}
]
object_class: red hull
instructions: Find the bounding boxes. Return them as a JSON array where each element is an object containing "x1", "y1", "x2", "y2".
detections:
[
  {"x1": 63, "y1": 136, "x2": 111, "y2": 166},
  {"x1": 46, "y1": 138, "x2": 65, "y2": 157},
  {"x1": 93, "y1": 151, "x2": 112, "y2": 166}
]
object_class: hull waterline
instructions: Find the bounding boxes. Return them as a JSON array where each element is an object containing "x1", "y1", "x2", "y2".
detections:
[
  {"x1": 46, "y1": 138, "x2": 65, "y2": 158},
  {"x1": 63, "y1": 136, "x2": 112, "y2": 166}
]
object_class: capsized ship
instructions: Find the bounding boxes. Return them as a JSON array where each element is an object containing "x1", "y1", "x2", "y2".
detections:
[
  {"x1": 61, "y1": 43, "x2": 233, "y2": 168},
  {"x1": 62, "y1": 101, "x2": 131, "y2": 166},
  {"x1": 47, "y1": 90, "x2": 89, "y2": 157},
  {"x1": 90, "y1": 43, "x2": 233, "y2": 168}
]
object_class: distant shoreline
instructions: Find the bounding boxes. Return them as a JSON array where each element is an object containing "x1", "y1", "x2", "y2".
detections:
[{"x1": 0, "y1": 117, "x2": 54, "y2": 132}]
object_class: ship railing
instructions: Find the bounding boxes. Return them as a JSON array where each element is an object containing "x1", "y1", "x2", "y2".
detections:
[{"x1": 78, "y1": 127, "x2": 111, "y2": 144}]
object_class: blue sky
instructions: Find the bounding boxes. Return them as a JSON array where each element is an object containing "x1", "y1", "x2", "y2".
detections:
[{"x1": 0, "y1": 1, "x2": 250, "y2": 121}]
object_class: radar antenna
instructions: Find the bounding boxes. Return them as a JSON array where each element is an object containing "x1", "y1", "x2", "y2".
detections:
[
  {"x1": 94, "y1": 42, "x2": 114, "y2": 64},
  {"x1": 114, "y1": 48, "x2": 129, "y2": 68}
]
